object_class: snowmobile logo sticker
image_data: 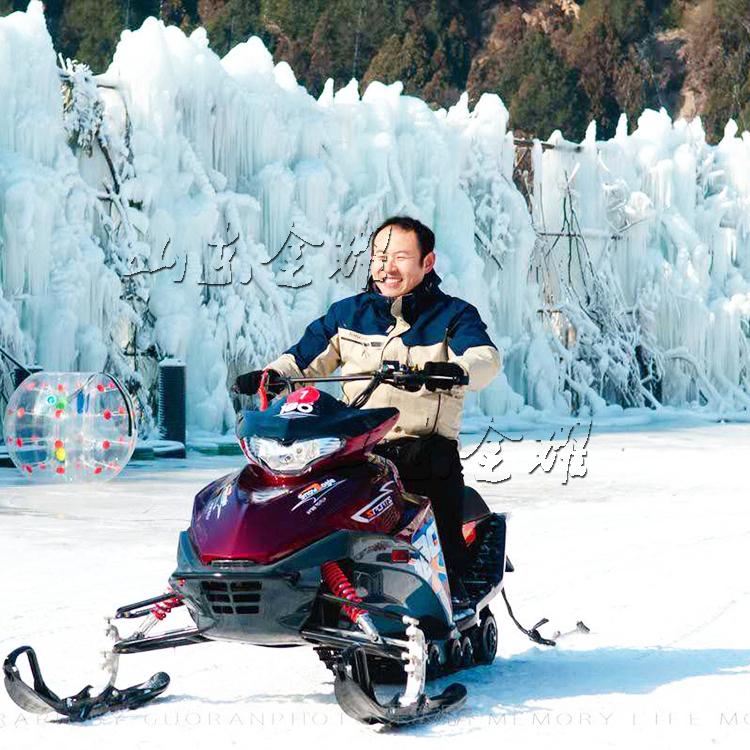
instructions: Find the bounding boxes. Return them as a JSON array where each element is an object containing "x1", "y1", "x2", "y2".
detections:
[
  {"x1": 291, "y1": 477, "x2": 343, "y2": 513},
  {"x1": 411, "y1": 516, "x2": 451, "y2": 615},
  {"x1": 278, "y1": 409, "x2": 313, "y2": 419},
  {"x1": 280, "y1": 402, "x2": 314, "y2": 416},
  {"x1": 203, "y1": 483, "x2": 233, "y2": 521},
  {"x1": 280, "y1": 386, "x2": 320, "y2": 417},
  {"x1": 287, "y1": 387, "x2": 320, "y2": 404},
  {"x1": 351, "y1": 481, "x2": 395, "y2": 523}
]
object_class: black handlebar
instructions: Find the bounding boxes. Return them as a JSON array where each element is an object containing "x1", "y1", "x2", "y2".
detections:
[
  {"x1": 255, "y1": 361, "x2": 468, "y2": 410},
  {"x1": 276, "y1": 362, "x2": 465, "y2": 387}
]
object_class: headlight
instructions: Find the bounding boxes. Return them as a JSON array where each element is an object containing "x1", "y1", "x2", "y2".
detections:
[{"x1": 243, "y1": 437, "x2": 343, "y2": 474}]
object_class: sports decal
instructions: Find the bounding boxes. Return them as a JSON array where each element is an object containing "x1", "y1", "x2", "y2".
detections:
[
  {"x1": 280, "y1": 387, "x2": 320, "y2": 417},
  {"x1": 410, "y1": 515, "x2": 451, "y2": 614},
  {"x1": 203, "y1": 483, "x2": 233, "y2": 521},
  {"x1": 291, "y1": 477, "x2": 342, "y2": 513},
  {"x1": 351, "y1": 480, "x2": 395, "y2": 523}
]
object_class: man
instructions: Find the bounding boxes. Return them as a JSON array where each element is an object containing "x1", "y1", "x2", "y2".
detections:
[{"x1": 235, "y1": 216, "x2": 501, "y2": 608}]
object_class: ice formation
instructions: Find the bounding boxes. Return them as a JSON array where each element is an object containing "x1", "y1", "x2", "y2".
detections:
[{"x1": 0, "y1": 1, "x2": 749, "y2": 437}]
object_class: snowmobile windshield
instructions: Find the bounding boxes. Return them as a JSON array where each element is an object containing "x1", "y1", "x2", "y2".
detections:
[{"x1": 236, "y1": 388, "x2": 398, "y2": 446}]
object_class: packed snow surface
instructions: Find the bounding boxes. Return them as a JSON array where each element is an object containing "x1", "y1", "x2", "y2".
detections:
[{"x1": 1, "y1": 418, "x2": 749, "y2": 749}]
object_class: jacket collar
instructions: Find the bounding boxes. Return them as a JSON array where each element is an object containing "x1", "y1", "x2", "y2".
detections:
[{"x1": 365, "y1": 269, "x2": 443, "y2": 323}]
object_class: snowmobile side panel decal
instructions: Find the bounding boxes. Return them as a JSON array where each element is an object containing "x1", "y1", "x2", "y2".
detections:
[
  {"x1": 202, "y1": 483, "x2": 233, "y2": 521},
  {"x1": 410, "y1": 515, "x2": 451, "y2": 616},
  {"x1": 291, "y1": 478, "x2": 344, "y2": 512},
  {"x1": 351, "y1": 480, "x2": 395, "y2": 523}
]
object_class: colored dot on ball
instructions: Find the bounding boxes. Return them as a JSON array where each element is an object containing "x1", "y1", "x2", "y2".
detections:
[
  {"x1": 47, "y1": 396, "x2": 55, "y2": 405},
  {"x1": 55, "y1": 447, "x2": 66, "y2": 462},
  {"x1": 23, "y1": 465, "x2": 31, "y2": 473},
  {"x1": 97, "y1": 384, "x2": 105, "y2": 392},
  {"x1": 54, "y1": 439, "x2": 63, "y2": 449},
  {"x1": 55, "y1": 410, "x2": 63, "y2": 418},
  {"x1": 103, "y1": 409, "x2": 112, "y2": 420},
  {"x1": 94, "y1": 467, "x2": 102, "y2": 475},
  {"x1": 57, "y1": 384, "x2": 64, "y2": 392},
  {"x1": 39, "y1": 464, "x2": 46, "y2": 470},
  {"x1": 102, "y1": 440, "x2": 111, "y2": 450},
  {"x1": 56, "y1": 467, "x2": 65, "y2": 475},
  {"x1": 118, "y1": 406, "x2": 126, "y2": 415},
  {"x1": 17, "y1": 407, "x2": 25, "y2": 417},
  {"x1": 56, "y1": 399, "x2": 66, "y2": 409},
  {"x1": 25, "y1": 381, "x2": 35, "y2": 390},
  {"x1": 15, "y1": 438, "x2": 22, "y2": 447}
]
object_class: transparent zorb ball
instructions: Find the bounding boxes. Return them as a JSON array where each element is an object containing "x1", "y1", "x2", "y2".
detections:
[{"x1": 3, "y1": 372, "x2": 137, "y2": 483}]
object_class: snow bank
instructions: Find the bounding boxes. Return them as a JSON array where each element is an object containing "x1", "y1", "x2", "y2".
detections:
[{"x1": 0, "y1": 2, "x2": 749, "y2": 435}]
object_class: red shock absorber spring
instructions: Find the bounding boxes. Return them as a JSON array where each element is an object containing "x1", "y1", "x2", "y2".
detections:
[
  {"x1": 150, "y1": 593, "x2": 184, "y2": 621},
  {"x1": 321, "y1": 561, "x2": 365, "y2": 623}
]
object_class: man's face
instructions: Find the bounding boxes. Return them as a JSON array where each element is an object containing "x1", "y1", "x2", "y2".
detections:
[{"x1": 370, "y1": 225, "x2": 435, "y2": 297}]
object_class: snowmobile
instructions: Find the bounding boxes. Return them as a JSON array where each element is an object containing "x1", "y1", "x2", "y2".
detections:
[{"x1": 4, "y1": 362, "x2": 568, "y2": 726}]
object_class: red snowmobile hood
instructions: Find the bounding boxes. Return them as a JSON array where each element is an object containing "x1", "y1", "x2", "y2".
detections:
[{"x1": 190, "y1": 461, "x2": 403, "y2": 565}]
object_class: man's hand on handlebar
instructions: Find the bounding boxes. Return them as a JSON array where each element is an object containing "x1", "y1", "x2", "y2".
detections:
[
  {"x1": 232, "y1": 369, "x2": 284, "y2": 396},
  {"x1": 381, "y1": 361, "x2": 469, "y2": 391},
  {"x1": 422, "y1": 361, "x2": 469, "y2": 391}
]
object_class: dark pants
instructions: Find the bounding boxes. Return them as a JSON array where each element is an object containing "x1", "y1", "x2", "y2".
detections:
[{"x1": 372, "y1": 435, "x2": 467, "y2": 585}]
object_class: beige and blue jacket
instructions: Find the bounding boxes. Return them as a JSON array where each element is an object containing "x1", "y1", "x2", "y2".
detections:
[{"x1": 265, "y1": 271, "x2": 501, "y2": 442}]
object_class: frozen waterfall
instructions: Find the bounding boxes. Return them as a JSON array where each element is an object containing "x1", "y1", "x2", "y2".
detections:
[{"x1": 1, "y1": 1, "x2": 749, "y2": 436}]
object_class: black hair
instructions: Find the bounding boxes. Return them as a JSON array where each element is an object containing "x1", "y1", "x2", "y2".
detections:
[{"x1": 370, "y1": 216, "x2": 435, "y2": 260}]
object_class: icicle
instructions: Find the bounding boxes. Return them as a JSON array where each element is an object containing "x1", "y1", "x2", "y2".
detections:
[{"x1": 2, "y1": 2, "x2": 750, "y2": 437}]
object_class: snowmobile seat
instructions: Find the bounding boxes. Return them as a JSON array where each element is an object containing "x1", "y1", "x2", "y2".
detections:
[{"x1": 462, "y1": 486, "x2": 491, "y2": 523}]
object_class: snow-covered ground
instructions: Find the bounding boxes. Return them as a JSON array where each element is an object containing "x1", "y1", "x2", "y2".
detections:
[{"x1": 1, "y1": 419, "x2": 749, "y2": 749}]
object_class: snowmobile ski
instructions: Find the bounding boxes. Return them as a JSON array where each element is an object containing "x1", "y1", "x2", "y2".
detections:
[
  {"x1": 3, "y1": 646, "x2": 169, "y2": 721},
  {"x1": 333, "y1": 647, "x2": 467, "y2": 726},
  {"x1": 332, "y1": 618, "x2": 467, "y2": 726}
]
